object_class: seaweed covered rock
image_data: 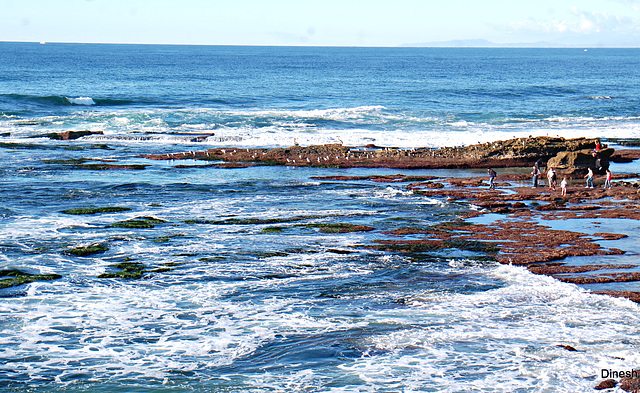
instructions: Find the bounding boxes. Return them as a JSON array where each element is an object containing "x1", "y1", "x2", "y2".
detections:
[
  {"x1": 98, "y1": 261, "x2": 172, "y2": 279},
  {"x1": 305, "y1": 223, "x2": 375, "y2": 233},
  {"x1": 0, "y1": 269, "x2": 62, "y2": 289},
  {"x1": 98, "y1": 262, "x2": 146, "y2": 279},
  {"x1": 110, "y1": 216, "x2": 168, "y2": 228},
  {"x1": 62, "y1": 206, "x2": 131, "y2": 215},
  {"x1": 64, "y1": 244, "x2": 109, "y2": 256}
]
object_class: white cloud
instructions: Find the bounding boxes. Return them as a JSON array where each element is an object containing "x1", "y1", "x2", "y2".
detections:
[
  {"x1": 509, "y1": 8, "x2": 638, "y2": 35},
  {"x1": 612, "y1": 0, "x2": 640, "y2": 11}
]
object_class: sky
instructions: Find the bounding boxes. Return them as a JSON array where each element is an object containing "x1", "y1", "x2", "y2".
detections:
[{"x1": 1, "y1": 0, "x2": 639, "y2": 47}]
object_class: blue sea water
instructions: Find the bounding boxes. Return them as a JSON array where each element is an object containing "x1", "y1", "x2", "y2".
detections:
[
  {"x1": 2, "y1": 43, "x2": 640, "y2": 147},
  {"x1": 1, "y1": 42, "x2": 640, "y2": 392}
]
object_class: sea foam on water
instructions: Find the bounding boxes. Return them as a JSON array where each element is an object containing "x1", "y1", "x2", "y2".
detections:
[{"x1": 66, "y1": 96, "x2": 96, "y2": 106}]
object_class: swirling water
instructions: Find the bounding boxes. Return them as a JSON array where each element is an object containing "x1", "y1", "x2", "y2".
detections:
[{"x1": 1, "y1": 43, "x2": 640, "y2": 392}]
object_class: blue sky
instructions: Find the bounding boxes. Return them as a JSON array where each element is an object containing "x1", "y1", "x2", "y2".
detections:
[{"x1": 2, "y1": 0, "x2": 639, "y2": 47}]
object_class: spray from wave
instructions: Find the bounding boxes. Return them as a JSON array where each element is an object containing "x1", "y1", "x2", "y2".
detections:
[{"x1": 65, "y1": 97, "x2": 96, "y2": 106}]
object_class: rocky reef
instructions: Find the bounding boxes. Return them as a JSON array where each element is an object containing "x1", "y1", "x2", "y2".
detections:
[
  {"x1": 144, "y1": 136, "x2": 619, "y2": 175},
  {"x1": 318, "y1": 167, "x2": 640, "y2": 307}
]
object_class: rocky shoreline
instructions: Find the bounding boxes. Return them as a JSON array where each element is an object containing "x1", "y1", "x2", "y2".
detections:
[
  {"x1": 25, "y1": 134, "x2": 640, "y2": 302},
  {"x1": 144, "y1": 137, "x2": 640, "y2": 305},
  {"x1": 142, "y1": 136, "x2": 640, "y2": 175},
  {"x1": 5, "y1": 133, "x2": 640, "y2": 390}
]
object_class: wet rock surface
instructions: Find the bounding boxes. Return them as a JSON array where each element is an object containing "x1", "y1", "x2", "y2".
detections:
[
  {"x1": 34, "y1": 130, "x2": 104, "y2": 140},
  {"x1": 0, "y1": 269, "x2": 62, "y2": 289},
  {"x1": 144, "y1": 136, "x2": 606, "y2": 172},
  {"x1": 304, "y1": 151, "x2": 640, "y2": 303},
  {"x1": 620, "y1": 371, "x2": 640, "y2": 393},
  {"x1": 406, "y1": 178, "x2": 640, "y2": 301},
  {"x1": 142, "y1": 136, "x2": 640, "y2": 302},
  {"x1": 595, "y1": 379, "x2": 618, "y2": 390}
]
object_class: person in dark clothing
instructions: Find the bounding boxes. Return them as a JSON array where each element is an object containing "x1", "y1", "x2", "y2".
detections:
[
  {"x1": 531, "y1": 165, "x2": 540, "y2": 187},
  {"x1": 488, "y1": 168, "x2": 497, "y2": 190}
]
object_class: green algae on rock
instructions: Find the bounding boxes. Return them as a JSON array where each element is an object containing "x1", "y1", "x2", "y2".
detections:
[
  {"x1": 75, "y1": 163, "x2": 149, "y2": 170},
  {"x1": 110, "y1": 216, "x2": 169, "y2": 229},
  {"x1": 152, "y1": 233, "x2": 185, "y2": 243},
  {"x1": 44, "y1": 158, "x2": 91, "y2": 165},
  {"x1": 184, "y1": 214, "x2": 335, "y2": 225},
  {"x1": 0, "y1": 269, "x2": 62, "y2": 289},
  {"x1": 257, "y1": 252, "x2": 289, "y2": 258},
  {"x1": 97, "y1": 261, "x2": 173, "y2": 279},
  {"x1": 98, "y1": 262, "x2": 146, "y2": 279},
  {"x1": 64, "y1": 244, "x2": 109, "y2": 256},
  {"x1": 62, "y1": 206, "x2": 132, "y2": 215},
  {"x1": 304, "y1": 223, "x2": 376, "y2": 233},
  {"x1": 199, "y1": 257, "x2": 226, "y2": 262},
  {"x1": 262, "y1": 226, "x2": 285, "y2": 234}
]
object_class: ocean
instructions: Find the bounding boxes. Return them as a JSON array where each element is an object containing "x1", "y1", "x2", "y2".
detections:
[{"x1": 1, "y1": 42, "x2": 639, "y2": 392}]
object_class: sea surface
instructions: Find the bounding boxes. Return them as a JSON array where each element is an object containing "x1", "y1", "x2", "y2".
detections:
[{"x1": 1, "y1": 42, "x2": 640, "y2": 392}]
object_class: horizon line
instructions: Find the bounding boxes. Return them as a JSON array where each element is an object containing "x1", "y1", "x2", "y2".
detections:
[{"x1": 2, "y1": 40, "x2": 639, "y2": 49}]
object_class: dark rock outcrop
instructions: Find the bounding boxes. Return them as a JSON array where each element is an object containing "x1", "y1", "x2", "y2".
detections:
[
  {"x1": 547, "y1": 148, "x2": 614, "y2": 175},
  {"x1": 33, "y1": 130, "x2": 104, "y2": 140}
]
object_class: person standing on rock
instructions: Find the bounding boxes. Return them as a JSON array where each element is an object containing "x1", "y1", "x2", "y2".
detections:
[
  {"x1": 585, "y1": 167, "x2": 594, "y2": 188},
  {"x1": 604, "y1": 169, "x2": 612, "y2": 189},
  {"x1": 531, "y1": 165, "x2": 540, "y2": 187},
  {"x1": 547, "y1": 167, "x2": 557, "y2": 191},
  {"x1": 488, "y1": 168, "x2": 497, "y2": 190},
  {"x1": 561, "y1": 177, "x2": 568, "y2": 196}
]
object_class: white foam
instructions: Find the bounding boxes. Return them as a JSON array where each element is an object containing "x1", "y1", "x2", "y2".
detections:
[
  {"x1": 2, "y1": 248, "x2": 640, "y2": 392},
  {"x1": 373, "y1": 186, "x2": 414, "y2": 198},
  {"x1": 5, "y1": 106, "x2": 640, "y2": 149},
  {"x1": 339, "y1": 264, "x2": 640, "y2": 392},
  {"x1": 66, "y1": 97, "x2": 96, "y2": 106},
  {"x1": 236, "y1": 105, "x2": 388, "y2": 121}
]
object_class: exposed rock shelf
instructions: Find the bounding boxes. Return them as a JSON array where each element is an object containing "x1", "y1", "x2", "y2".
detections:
[{"x1": 144, "y1": 136, "x2": 620, "y2": 175}]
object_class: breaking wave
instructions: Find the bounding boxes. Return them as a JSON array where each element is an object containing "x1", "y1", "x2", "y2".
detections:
[
  {"x1": 0, "y1": 94, "x2": 135, "y2": 108},
  {"x1": 65, "y1": 96, "x2": 95, "y2": 105}
]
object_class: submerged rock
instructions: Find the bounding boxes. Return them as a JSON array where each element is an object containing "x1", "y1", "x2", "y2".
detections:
[
  {"x1": 61, "y1": 206, "x2": 131, "y2": 215},
  {"x1": 262, "y1": 227, "x2": 285, "y2": 234},
  {"x1": 305, "y1": 223, "x2": 376, "y2": 233},
  {"x1": 64, "y1": 244, "x2": 109, "y2": 256},
  {"x1": 98, "y1": 261, "x2": 172, "y2": 279},
  {"x1": 555, "y1": 344, "x2": 579, "y2": 352},
  {"x1": 184, "y1": 214, "x2": 333, "y2": 225},
  {"x1": 31, "y1": 130, "x2": 104, "y2": 140},
  {"x1": 0, "y1": 269, "x2": 62, "y2": 289},
  {"x1": 110, "y1": 216, "x2": 168, "y2": 228},
  {"x1": 75, "y1": 163, "x2": 148, "y2": 170},
  {"x1": 98, "y1": 262, "x2": 146, "y2": 279}
]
